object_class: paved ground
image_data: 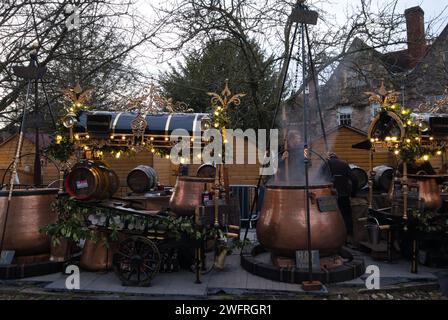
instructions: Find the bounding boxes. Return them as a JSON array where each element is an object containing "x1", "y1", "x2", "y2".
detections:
[
  {"x1": 4, "y1": 250, "x2": 446, "y2": 299},
  {"x1": 1, "y1": 231, "x2": 447, "y2": 299}
]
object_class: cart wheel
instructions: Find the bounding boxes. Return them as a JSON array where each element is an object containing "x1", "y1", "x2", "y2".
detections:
[{"x1": 113, "y1": 236, "x2": 160, "y2": 286}]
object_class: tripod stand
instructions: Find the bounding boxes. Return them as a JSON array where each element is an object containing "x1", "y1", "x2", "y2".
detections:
[
  {"x1": 240, "y1": 0, "x2": 327, "y2": 291},
  {"x1": 0, "y1": 44, "x2": 57, "y2": 261}
]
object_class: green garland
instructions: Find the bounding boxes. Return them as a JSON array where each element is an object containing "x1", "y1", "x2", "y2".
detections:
[
  {"x1": 40, "y1": 195, "x2": 239, "y2": 246},
  {"x1": 409, "y1": 208, "x2": 448, "y2": 234},
  {"x1": 375, "y1": 102, "x2": 445, "y2": 163},
  {"x1": 45, "y1": 127, "x2": 75, "y2": 162},
  {"x1": 40, "y1": 196, "x2": 93, "y2": 246}
]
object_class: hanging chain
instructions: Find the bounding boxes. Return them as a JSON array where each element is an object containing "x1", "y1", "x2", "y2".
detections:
[{"x1": 292, "y1": 41, "x2": 302, "y2": 95}]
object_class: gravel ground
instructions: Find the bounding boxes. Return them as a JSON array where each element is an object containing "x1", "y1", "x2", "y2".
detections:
[{"x1": 0, "y1": 282, "x2": 446, "y2": 300}]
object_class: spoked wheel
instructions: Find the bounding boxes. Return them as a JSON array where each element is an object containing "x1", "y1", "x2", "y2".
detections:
[{"x1": 113, "y1": 236, "x2": 160, "y2": 287}]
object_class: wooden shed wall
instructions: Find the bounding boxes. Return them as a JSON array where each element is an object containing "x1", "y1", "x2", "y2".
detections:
[
  {"x1": 0, "y1": 135, "x2": 59, "y2": 185},
  {"x1": 310, "y1": 127, "x2": 394, "y2": 171}
]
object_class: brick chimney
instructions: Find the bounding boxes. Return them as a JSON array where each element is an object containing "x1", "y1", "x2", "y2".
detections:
[{"x1": 405, "y1": 6, "x2": 427, "y2": 68}]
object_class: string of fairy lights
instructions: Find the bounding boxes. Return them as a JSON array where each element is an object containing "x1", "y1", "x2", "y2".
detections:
[
  {"x1": 49, "y1": 82, "x2": 245, "y2": 164},
  {"x1": 367, "y1": 83, "x2": 446, "y2": 163}
]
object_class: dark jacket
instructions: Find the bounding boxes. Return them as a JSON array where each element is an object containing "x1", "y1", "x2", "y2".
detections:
[
  {"x1": 320, "y1": 157, "x2": 358, "y2": 197},
  {"x1": 277, "y1": 147, "x2": 306, "y2": 183}
]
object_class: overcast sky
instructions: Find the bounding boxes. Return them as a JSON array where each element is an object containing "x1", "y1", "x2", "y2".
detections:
[
  {"x1": 319, "y1": 0, "x2": 448, "y2": 26},
  {"x1": 135, "y1": 0, "x2": 448, "y2": 76}
]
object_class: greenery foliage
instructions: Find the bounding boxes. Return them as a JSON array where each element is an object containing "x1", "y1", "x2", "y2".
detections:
[
  {"x1": 40, "y1": 196, "x2": 92, "y2": 246},
  {"x1": 44, "y1": 128, "x2": 75, "y2": 162},
  {"x1": 41, "y1": 196, "x2": 244, "y2": 248},
  {"x1": 160, "y1": 38, "x2": 279, "y2": 130},
  {"x1": 409, "y1": 208, "x2": 448, "y2": 234}
]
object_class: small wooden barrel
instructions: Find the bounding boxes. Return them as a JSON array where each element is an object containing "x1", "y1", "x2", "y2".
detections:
[
  {"x1": 196, "y1": 164, "x2": 216, "y2": 178},
  {"x1": 65, "y1": 160, "x2": 119, "y2": 200},
  {"x1": 349, "y1": 164, "x2": 368, "y2": 190},
  {"x1": 373, "y1": 165, "x2": 394, "y2": 192},
  {"x1": 127, "y1": 165, "x2": 158, "y2": 193}
]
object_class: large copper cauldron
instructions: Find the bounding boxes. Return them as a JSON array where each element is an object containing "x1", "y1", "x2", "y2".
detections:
[
  {"x1": 257, "y1": 184, "x2": 346, "y2": 257},
  {"x1": 0, "y1": 188, "x2": 58, "y2": 256},
  {"x1": 169, "y1": 176, "x2": 214, "y2": 216}
]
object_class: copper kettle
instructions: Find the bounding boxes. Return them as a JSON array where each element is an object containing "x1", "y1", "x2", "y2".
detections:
[{"x1": 414, "y1": 175, "x2": 442, "y2": 210}]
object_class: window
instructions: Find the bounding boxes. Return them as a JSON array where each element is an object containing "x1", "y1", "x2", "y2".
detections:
[
  {"x1": 442, "y1": 51, "x2": 448, "y2": 63},
  {"x1": 338, "y1": 106, "x2": 353, "y2": 126},
  {"x1": 426, "y1": 96, "x2": 444, "y2": 104},
  {"x1": 371, "y1": 103, "x2": 381, "y2": 119}
]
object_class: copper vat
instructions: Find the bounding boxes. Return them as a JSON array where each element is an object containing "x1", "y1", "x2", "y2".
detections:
[
  {"x1": 80, "y1": 230, "x2": 118, "y2": 271},
  {"x1": 257, "y1": 184, "x2": 346, "y2": 257},
  {"x1": 169, "y1": 176, "x2": 214, "y2": 216},
  {"x1": 0, "y1": 188, "x2": 58, "y2": 256},
  {"x1": 50, "y1": 239, "x2": 72, "y2": 262}
]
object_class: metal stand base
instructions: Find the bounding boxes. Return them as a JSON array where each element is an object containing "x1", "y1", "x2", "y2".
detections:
[
  {"x1": 0, "y1": 255, "x2": 64, "y2": 280},
  {"x1": 241, "y1": 245, "x2": 365, "y2": 284}
]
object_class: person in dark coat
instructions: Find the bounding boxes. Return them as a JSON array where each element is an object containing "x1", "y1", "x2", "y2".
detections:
[
  {"x1": 319, "y1": 152, "x2": 358, "y2": 236},
  {"x1": 276, "y1": 130, "x2": 306, "y2": 184}
]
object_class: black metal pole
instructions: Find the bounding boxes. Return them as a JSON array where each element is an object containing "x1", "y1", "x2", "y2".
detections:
[
  {"x1": 40, "y1": 79, "x2": 57, "y2": 130},
  {"x1": 301, "y1": 17, "x2": 313, "y2": 283},
  {"x1": 32, "y1": 54, "x2": 42, "y2": 186},
  {"x1": 240, "y1": 8, "x2": 301, "y2": 255},
  {"x1": 304, "y1": 24, "x2": 328, "y2": 153}
]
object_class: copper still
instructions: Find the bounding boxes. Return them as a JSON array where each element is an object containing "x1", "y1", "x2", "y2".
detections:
[
  {"x1": 0, "y1": 188, "x2": 58, "y2": 256},
  {"x1": 409, "y1": 175, "x2": 442, "y2": 211},
  {"x1": 257, "y1": 184, "x2": 346, "y2": 257},
  {"x1": 169, "y1": 176, "x2": 215, "y2": 216}
]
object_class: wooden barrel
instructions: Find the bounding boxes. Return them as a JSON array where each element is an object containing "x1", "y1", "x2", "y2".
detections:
[
  {"x1": 196, "y1": 164, "x2": 216, "y2": 178},
  {"x1": 349, "y1": 164, "x2": 368, "y2": 190},
  {"x1": 127, "y1": 165, "x2": 158, "y2": 194},
  {"x1": 373, "y1": 165, "x2": 394, "y2": 192},
  {"x1": 0, "y1": 188, "x2": 58, "y2": 256},
  {"x1": 65, "y1": 160, "x2": 119, "y2": 200}
]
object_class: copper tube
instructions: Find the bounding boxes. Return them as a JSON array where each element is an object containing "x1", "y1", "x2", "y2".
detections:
[
  {"x1": 257, "y1": 184, "x2": 346, "y2": 257},
  {"x1": 284, "y1": 139, "x2": 289, "y2": 184},
  {"x1": 0, "y1": 188, "x2": 58, "y2": 256},
  {"x1": 402, "y1": 162, "x2": 408, "y2": 221},
  {"x1": 169, "y1": 176, "x2": 214, "y2": 216},
  {"x1": 214, "y1": 164, "x2": 220, "y2": 226},
  {"x1": 368, "y1": 148, "x2": 373, "y2": 209}
]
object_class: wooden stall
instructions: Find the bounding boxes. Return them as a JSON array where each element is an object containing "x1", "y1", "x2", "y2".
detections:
[{"x1": 310, "y1": 125, "x2": 394, "y2": 171}]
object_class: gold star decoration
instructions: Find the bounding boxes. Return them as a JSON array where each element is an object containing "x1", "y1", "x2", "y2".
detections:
[
  {"x1": 365, "y1": 81, "x2": 400, "y2": 106},
  {"x1": 62, "y1": 82, "x2": 93, "y2": 108},
  {"x1": 126, "y1": 84, "x2": 192, "y2": 139},
  {"x1": 207, "y1": 80, "x2": 246, "y2": 110}
]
